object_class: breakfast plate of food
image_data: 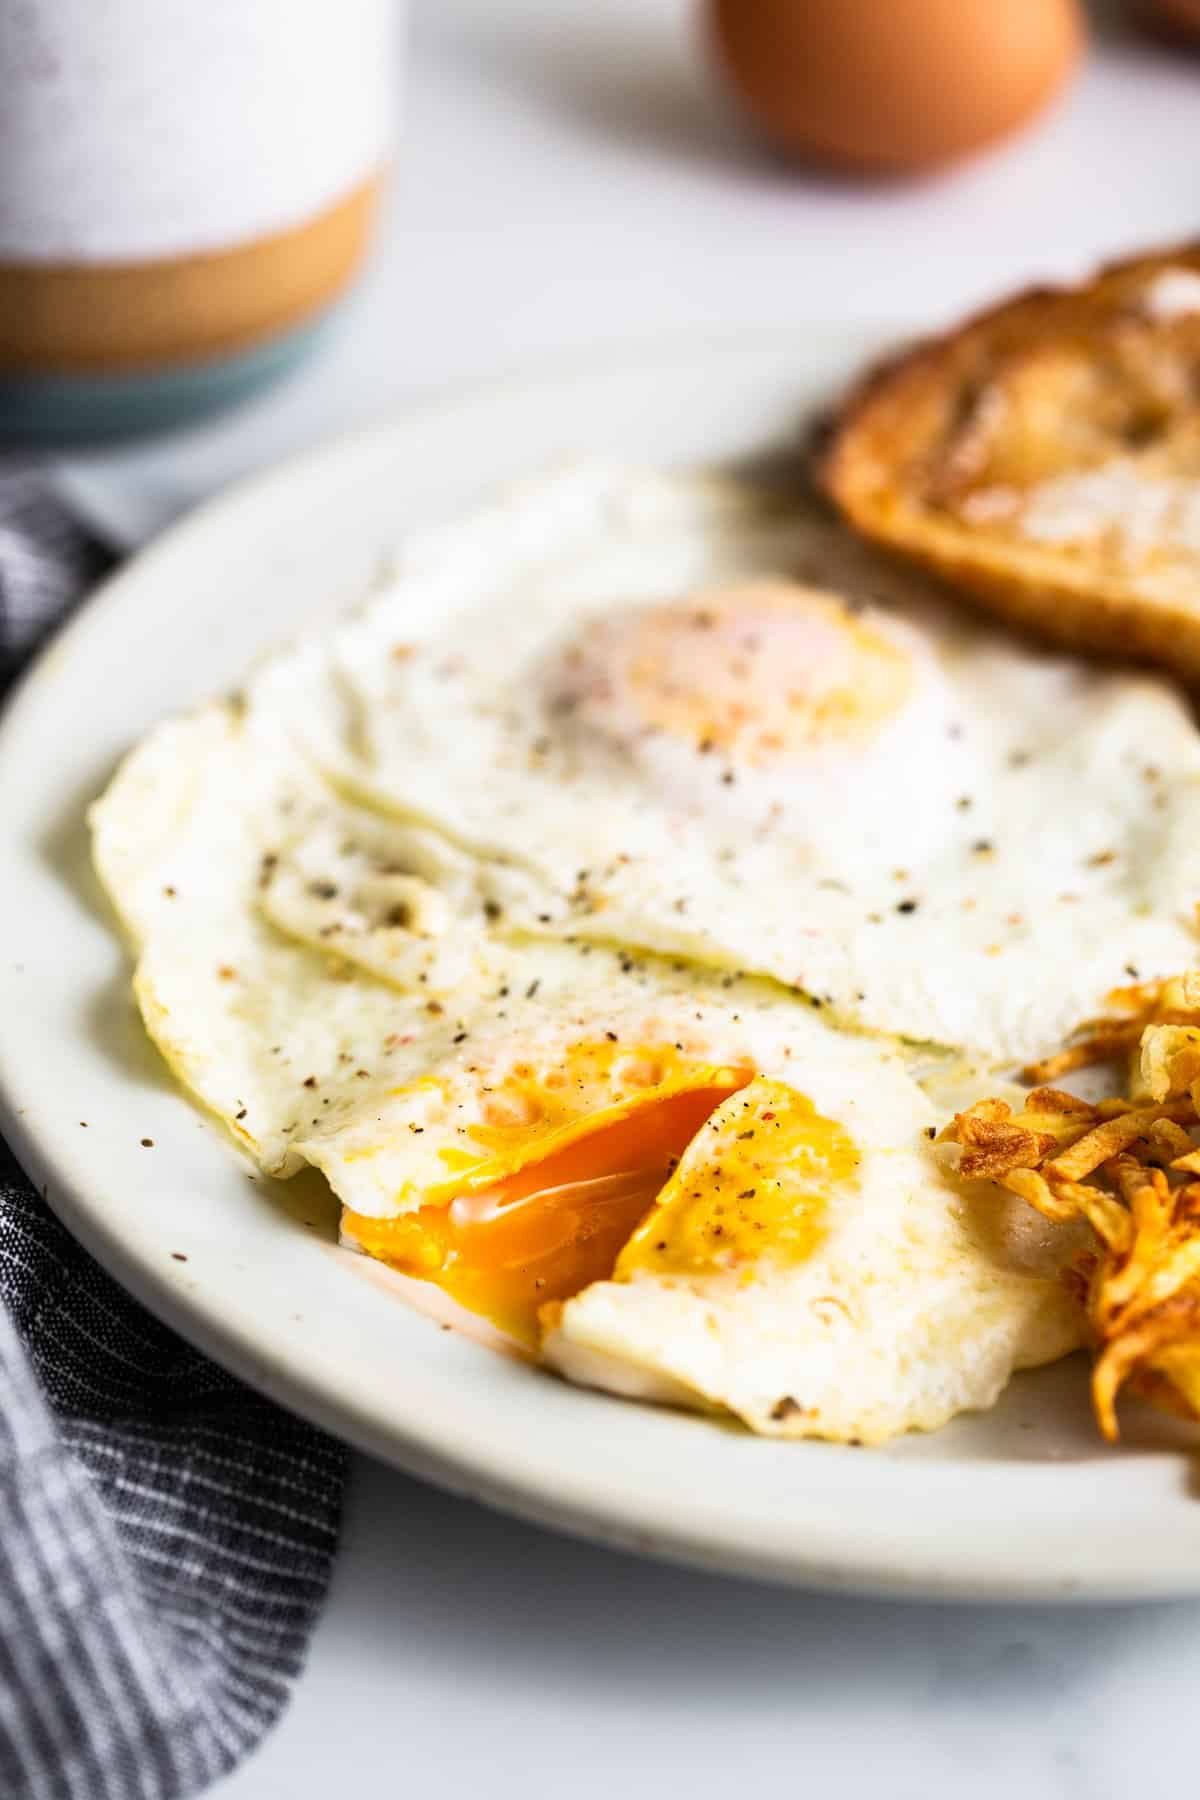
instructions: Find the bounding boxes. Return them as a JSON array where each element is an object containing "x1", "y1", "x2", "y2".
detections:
[{"x1": 5, "y1": 247, "x2": 1200, "y2": 1600}]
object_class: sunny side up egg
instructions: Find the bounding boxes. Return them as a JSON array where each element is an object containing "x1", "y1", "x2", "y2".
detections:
[
  {"x1": 91, "y1": 692, "x2": 1083, "y2": 1439},
  {"x1": 255, "y1": 464, "x2": 1200, "y2": 1068}
]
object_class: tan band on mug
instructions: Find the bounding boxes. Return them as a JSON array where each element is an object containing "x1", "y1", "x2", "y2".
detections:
[{"x1": 0, "y1": 176, "x2": 380, "y2": 373}]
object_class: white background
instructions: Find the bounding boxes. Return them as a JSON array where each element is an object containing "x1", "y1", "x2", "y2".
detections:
[{"x1": 58, "y1": 3, "x2": 1200, "y2": 1796}]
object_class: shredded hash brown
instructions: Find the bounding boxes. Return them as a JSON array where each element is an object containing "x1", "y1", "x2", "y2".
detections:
[{"x1": 941, "y1": 971, "x2": 1200, "y2": 1442}]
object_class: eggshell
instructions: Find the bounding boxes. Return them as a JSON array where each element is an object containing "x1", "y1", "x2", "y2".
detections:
[{"x1": 707, "y1": 0, "x2": 1084, "y2": 173}]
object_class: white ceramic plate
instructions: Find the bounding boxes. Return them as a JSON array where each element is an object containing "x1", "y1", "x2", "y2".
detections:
[{"x1": 5, "y1": 331, "x2": 1200, "y2": 1604}]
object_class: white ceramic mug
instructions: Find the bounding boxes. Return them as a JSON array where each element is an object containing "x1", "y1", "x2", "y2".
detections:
[{"x1": 0, "y1": 0, "x2": 398, "y2": 439}]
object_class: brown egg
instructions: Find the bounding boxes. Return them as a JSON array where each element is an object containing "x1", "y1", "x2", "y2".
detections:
[{"x1": 707, "y1": 0, "x2": 1085, "y2": 174}]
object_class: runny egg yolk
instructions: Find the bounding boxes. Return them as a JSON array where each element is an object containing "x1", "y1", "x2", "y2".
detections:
[
  {"x1": 344, "y1": 1073, "x2": 860, "y2": 1342},
  {"x1": 343, "y1": 1078, "x2": 747, "y2": 1342},
  {"x1": 615, "y1": 1078, "x2": 856, "y2": 1280},
  {"x1": 557, "y1": 579, "x2": 914, "y2": 769}
]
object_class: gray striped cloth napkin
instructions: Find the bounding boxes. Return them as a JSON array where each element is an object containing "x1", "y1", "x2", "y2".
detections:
[{"x1": 0, "y1": 465, "x2": 347, "y2": 1800}]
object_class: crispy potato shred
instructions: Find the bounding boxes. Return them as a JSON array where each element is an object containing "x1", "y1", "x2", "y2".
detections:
[{"x1": 941, "y1": 972, "x2": 1200, "y2": 1442}]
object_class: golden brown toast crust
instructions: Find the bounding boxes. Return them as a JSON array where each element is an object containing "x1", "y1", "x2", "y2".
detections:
[{"x1": 818, "y1": 244, "x2": 1200, "y2": 682}]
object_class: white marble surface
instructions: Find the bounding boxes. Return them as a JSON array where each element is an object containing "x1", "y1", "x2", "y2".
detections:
[
  {"x1": 214, "y1": 1457, "x2": 1196, "y2": 1800},
  {"x1": 57, "y1": 3, "x2": 1200, "y2": 1794}
]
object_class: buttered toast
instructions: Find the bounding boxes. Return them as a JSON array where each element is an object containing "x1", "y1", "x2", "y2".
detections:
[{"x1": 819, "y1": 245, "x2": 1200, "y2": 682}]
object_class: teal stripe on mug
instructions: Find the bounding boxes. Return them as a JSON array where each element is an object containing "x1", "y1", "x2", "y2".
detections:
[{"x1": 0, "y1": 317, "x2": 331, "y2": 445}]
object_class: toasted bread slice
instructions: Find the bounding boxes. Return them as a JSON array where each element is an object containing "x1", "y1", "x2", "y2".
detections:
[{"x1": 818, "y1": 245, "x2": 1200, "y2": 682}]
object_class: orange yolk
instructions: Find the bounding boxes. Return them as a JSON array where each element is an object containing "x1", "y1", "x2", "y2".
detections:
[
  {"x1": 342, "y1": 1080, "x2": 745, "y2": 1342},
  {"x1": 559, "y1": 580, "x2": 914, "y2": 770}
]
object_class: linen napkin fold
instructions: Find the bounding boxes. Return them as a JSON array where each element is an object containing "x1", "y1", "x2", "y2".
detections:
[{"x1": 0, "y1": 464, "x2": 347, "y2": 1800}]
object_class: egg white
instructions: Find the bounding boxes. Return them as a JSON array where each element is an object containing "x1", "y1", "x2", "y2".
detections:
[
  {"x1": 91, "y1": 686, "x2": 1084, "y2": 1440},
  {"x1": 249, "y1": 463, "x2": 1200, "y2": 1066}
]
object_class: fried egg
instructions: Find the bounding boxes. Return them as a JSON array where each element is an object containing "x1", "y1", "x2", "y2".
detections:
[
  {"x1": 253, "y1": 463, "x2": 1200, "y2": 1066},
  {"x1": 91, "y1": 696, "x2": 1083, "y2": 1435}
]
